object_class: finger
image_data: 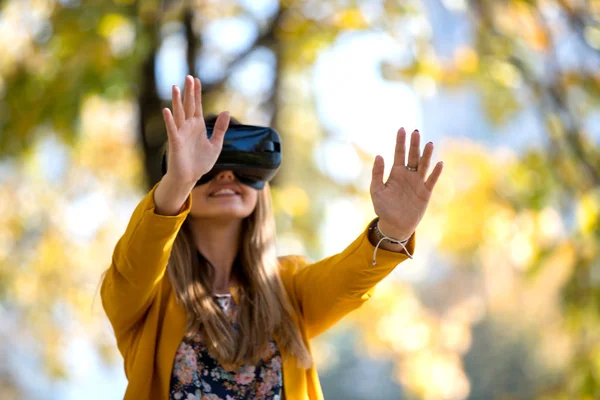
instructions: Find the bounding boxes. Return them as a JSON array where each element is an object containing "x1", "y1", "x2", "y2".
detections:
[
  {"x1": 183, "y1": 75, "x2": 195, "y2": 119},
  {"x1": 210, "y1": 111, "x2": 231, "y2": 146},
  {"x1": 407, "y1": 130, "x2": 420, "y2": 168},
  {"x1": 172, "y1": 85, "x2": 184, "y2": 129},
  {"x1": 392, "y1": 127, "x2": 407, "y2": 167},
  {"x1": 194, "y1": 77, "x2": 203, "y2": 118},
  {"x1": 425, "y1": 161, "x2": 444, "y2": 192},
  {"x1": 419, "y1": 141, "x2": 434, "y2": 179},
  {"x1": 162, "y1": 108, "x2": 178, "y2": 141},
  {"x1": 370, "y1": 155, "x2": 385, "y2": 194}
]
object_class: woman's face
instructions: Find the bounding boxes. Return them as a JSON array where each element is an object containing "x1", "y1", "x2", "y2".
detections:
[{"x1": 190, "y1": 170, "x2": 258, "y2": 219}]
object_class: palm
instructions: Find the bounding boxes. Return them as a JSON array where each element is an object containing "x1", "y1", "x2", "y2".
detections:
[
  {"x1": 370, "y1": 128, "x2": 444, "y2": 240},
  {"x1": 172, "y1": 118, "x2": 219, "y2": 179},
  {"x1": 162, "y1": 75, "x2": 230, "y2": 184}
]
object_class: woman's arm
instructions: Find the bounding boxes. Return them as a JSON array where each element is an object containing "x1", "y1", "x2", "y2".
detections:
[
  {"x1": 286, "y1": 127, "x2": 441, "y2": 338},
  {"x1": 100, "y1": 178, "x2": 191, "y2": 340},
  {"x1": 283, "y1": 219, "x2": 415, "y2": 339},
  {"x1": 100, "y1": 75, "x2": 229, "y2": 344}
]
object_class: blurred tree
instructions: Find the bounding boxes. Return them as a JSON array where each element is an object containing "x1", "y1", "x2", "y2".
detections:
[
  {"x1": 2, "y1": 0, "x2": 599, "y2": 399},
  {"x1": 380, "y1": 0, "x2": 600, "y2": 398}
]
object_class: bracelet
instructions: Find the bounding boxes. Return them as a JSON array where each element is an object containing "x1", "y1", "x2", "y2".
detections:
[
  {"x1": 369, "y1": 218, "x2": 413, "y2": 264},
  {"x1": 370, "y1": 218, "x2": 411, "y2": 244}
]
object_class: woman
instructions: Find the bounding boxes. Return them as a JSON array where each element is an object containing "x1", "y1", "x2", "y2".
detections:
[{"x1": 101, "y1": 75, "x2": 444, "y2": 400}]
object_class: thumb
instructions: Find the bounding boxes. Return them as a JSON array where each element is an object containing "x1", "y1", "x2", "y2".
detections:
[{"x1": 370, "y1": 155, "x2": 385, "y2": 194}]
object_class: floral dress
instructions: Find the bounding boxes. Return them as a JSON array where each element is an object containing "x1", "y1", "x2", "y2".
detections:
[{"x1": 169, "y1": 294, "x2": 283, "y2": 400}]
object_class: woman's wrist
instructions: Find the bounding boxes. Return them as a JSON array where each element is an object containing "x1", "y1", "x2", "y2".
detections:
[
  {"x1": 377, "y1": 218, "x2": 413, "y2": 243},
  {"x1": 368, "y1": 218, "x2": 414, "y2": 263},
  {"x1": 154, "y1": 174, "x2": 195, "y2": 216}
]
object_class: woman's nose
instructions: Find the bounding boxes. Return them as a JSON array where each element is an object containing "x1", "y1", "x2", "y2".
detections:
[{"x1": 215, "y1": 170, "x2": 235, "y2": 181}]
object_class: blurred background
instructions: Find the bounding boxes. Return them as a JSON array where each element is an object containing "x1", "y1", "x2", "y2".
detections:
[{"x1": 1, "y1": 0, "x2": 599, "y2": 399}]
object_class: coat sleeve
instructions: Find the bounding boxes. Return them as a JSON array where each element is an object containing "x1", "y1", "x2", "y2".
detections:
[
  {"x1": 284, "y1": 219, "x2": 415, "y2": 339},
  {"x1": 100, "y1": 182, "x2": 191, "y2": 340}
]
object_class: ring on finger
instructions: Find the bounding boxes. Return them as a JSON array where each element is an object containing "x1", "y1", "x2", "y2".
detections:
[{"x1": 406, "y1": 165, "x2": 418, "y2": 172}]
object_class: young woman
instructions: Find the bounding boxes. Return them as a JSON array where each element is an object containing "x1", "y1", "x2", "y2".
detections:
[{"x1": 101, "y1": 75, "x2": 444, "y2": 400}]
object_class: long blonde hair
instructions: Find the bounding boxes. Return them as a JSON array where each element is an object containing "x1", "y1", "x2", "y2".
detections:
[{"x1": 166, "y1": 154, "x2": 311, "y2": 369}]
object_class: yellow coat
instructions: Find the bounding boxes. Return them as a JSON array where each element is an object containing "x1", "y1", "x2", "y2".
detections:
[{"x1": 101, "y1": 183, "x2": 415, "y2": 399}]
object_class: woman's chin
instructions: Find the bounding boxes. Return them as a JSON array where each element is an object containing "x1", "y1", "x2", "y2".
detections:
[{"x1": 191, "y1": 205, "x2": 253, "y2": 220}]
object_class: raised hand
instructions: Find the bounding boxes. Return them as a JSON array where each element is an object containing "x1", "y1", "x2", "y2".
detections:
[
  {"x1": 162, "y1": 75, "x2": 230, "y2": 186},
  {"x1": 370, "y1": 128, "x2": 444, "y2": 241}
]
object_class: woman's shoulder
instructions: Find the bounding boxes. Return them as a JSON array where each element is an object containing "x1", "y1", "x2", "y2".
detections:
[
  {"x1": 276, "y1": 255, "x2": 310, "y2": 281},
  {"x1": 277, "y1": 254, "x2": 305, "y2": 270},
  {"x1": 277, "y1": 254, "x2": 314, "y2": 267},
  {"x1": 276, "y1": 255, "x2": 308, "y2": 303}
]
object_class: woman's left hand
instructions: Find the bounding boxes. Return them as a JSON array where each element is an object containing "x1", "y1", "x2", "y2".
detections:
[{"x1": 370, "y1": 128, "x2": 444, "y2": 241}]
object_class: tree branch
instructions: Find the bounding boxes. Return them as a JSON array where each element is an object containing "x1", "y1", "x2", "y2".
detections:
[
  {"x1": 201, "y1": 8, "x2": 283, "y2": 93},
  {"x1": 184, "y1": 7, "x2": 199, "y2": 76},
  {"x1": 470, "y1": 1, "x2": 600, "y2": 189}
]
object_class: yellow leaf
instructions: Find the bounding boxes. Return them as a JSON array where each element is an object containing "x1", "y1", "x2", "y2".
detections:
[
  {"x1": 334, "y1": 8, "x2": 368, "y2": 29},
  {"x1": 273, "y1": 186, "x2": 310, "y2": 216},
  {"x1": 576, "y1": 190, "x2": 600, "y2": 235},
  {"x1": 97, "y1": 13, "x2": 130, "y2": 38},
  {"x1": 454, "y1": 47, "x2": 479, "y2": 74}
]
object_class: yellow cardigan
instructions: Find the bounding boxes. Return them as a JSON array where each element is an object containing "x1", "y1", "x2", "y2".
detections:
[{"x1": 101, "y1": 183, "x2": 415, "y2": 399}]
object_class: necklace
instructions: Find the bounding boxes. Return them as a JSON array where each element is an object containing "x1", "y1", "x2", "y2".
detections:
[{"x1": 214, "y1": 293, "x2": 232, "y2": 313}]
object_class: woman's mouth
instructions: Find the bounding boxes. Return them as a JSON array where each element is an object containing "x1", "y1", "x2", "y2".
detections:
[{"x1": 209, "y1": 188, "x2": 240, "y2": 197}]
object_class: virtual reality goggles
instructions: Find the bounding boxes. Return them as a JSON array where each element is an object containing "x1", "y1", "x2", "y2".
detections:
[{"x1": 161, "y1": 123, "x2": 282, "y2": 189}]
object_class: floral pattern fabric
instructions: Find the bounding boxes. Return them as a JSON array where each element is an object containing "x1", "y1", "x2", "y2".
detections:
[{"x1": 169, "y1": 295, "x2": 283, "y2": 400}]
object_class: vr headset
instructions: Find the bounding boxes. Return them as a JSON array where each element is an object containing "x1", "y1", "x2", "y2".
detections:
[{"x1": 161, "y1": 123, "x2": 282, "y2": 189}]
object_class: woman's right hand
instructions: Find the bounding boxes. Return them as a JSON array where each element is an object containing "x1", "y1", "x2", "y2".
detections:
[
  {"x1": 162, "y1": 75, "x2": 230, "y2": 186},
  {"x1": 154, "y1": 75, "x2": 230, "y2": 216}
]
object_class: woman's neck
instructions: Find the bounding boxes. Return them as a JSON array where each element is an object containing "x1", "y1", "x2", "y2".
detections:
[{"x1": 188, "y1": 217, "x2": 242, "y2": 294}]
